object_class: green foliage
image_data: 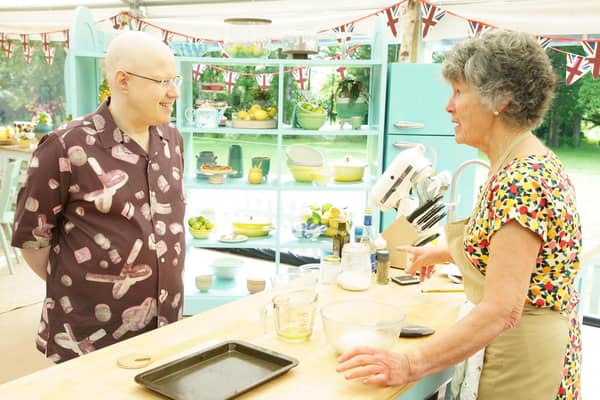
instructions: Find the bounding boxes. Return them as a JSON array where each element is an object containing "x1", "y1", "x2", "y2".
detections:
[{"x1": 0, "y1": 42, "x2": 66, "y2": 124}]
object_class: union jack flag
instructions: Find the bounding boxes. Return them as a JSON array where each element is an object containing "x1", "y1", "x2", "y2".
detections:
[
  {"x1": 223, "y1": 70, "x2": 239, "y2": 94},
  {"x1": 582, "y1": 40, "x2": 600, "y2": 79},
  {"x1": 383, "y1": 4, "x2": 401, "y2": 38},
  {"x1": 536, "y1": 36, "x2": 552, "y2": 49},
  {"x1": 132, "y1": 18, "x2": 146, "y2": 31},
  {"x1": 421, "y1": 3, "x2": 446, "y2": 39},
  {"x1": 0, "y1": 33, "x2": 7, "y2": 50},
  {"x1": 44, "y1": 47, "x2": 56, "y2": 65},
  {"x1": 63, "y1": 30, "x2": 70, "y2": 52},
  {"x1": 565, "y1": 53, "x2": 591, "y2": 85},
  {"x1": 291, "y1": 66, "x2": 310, "y2": 91},
  {"x1": 332, "y1": 23, "x2": 354, "y2": 43},
  {"x1": 255, "y1": 74, "x2": 274, "y2": 90},
  {"x1": 162, "y1": 30, "x2": 174, "y2": 45},
  {"x1": 4, "y1": 41, "x2": 14, "y2": 59},
  {"x1": 23, "y1": 43, "x2": 34, "y2": 64},
  {"x1": 468, "y1": 20, "x2": 493, "y2": 37},
  {"x1": 20, "y1": 34, "x2": 29, "y2": 52},
  {"x1": 192, "y1": 64, "x2": 207, "y2": 82}
]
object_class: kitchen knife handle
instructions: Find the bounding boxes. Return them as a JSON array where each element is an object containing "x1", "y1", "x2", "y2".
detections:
[{"x1": 420, "y1": 212, "x2": 447, "y2": 231}]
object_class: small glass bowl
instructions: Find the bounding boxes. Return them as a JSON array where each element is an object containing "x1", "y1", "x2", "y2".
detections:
[{"x1": 291, "y1": 222, "x2": 327, "y2": 240}]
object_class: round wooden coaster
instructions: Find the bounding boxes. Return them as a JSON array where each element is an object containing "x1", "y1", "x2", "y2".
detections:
[{"x1": 116, "y1": 353, "x2": 152, "y2": 369}]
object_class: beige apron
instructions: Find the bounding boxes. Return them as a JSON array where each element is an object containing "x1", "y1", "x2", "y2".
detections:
[{"x1": 444, "y1": 132, "x2": 568, "y2": 399}]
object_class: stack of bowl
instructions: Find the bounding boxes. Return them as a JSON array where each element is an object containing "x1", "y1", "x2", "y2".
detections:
[
  {"x1": 296, "y1": 102, "x2": 327, "y2": 130},
  {"x1": 286, "y1": 144, "x2": 325, "y2": 183}
]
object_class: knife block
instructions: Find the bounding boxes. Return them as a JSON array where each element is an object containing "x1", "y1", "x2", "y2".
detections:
[{"x1": 381, "y1": 216, "x2": 419, "y2": 269}]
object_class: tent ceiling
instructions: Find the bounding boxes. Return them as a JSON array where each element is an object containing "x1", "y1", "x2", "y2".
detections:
[{"x1": 0, "y1": 0, "x2": 598, "y2": 40}]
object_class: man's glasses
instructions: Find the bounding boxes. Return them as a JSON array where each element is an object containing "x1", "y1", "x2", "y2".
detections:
[{"x1": 126, "y1": 71, "x2": 182, "y2": 89}]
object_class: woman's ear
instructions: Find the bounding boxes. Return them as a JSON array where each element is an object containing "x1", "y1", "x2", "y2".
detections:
[{"x1": 497, "y1": 92, "x2": 512, "y2": 113}]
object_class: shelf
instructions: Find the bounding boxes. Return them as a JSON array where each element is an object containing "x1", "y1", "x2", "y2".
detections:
[
  {"x1": 178, "y1": 125, "x2": 378, "y2": 136},
  {"x1": 176, "y1": 57, "x2": 383, "y2": 67},
  {"x1": 188, "y1": 234, "x2": 278, "y2": 249},
  {"x1": 185, "y1": 176, "x2": 279, "y2": 190},
  {"x1": 278, "y1": 178, "x2": 373, "y2": 191}
]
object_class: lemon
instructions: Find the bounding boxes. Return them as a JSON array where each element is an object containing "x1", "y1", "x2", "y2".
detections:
[
  {"x1": 329, "y1": 207, "x2": 341, "y2": 218},
  {"x1": 249, "y1": 104, "x2": 262, "y2": 112},
  {"x1": 267, "y1": 106, "x2": 277, "y2": 118},
  {"x1": 237, "y1": 110, "x2": 249, "y2": 120},
  {"x1": 254, "y1": 109, "x2": 268, "y2": 121}
]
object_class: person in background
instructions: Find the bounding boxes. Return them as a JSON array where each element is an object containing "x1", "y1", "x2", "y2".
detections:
[
  {"x1": 11, "y1": 31, "x2": 186, "y2": 363},
  {"x1": 336, "y1": 31, "x2": 582, "y2": 399}
]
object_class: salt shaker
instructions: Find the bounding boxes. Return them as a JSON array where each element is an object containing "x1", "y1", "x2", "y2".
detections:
[{"x1": 376, "y1": 249, "x2": 390, "y2": 285}]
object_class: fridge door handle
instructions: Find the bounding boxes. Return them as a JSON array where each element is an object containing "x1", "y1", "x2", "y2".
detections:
[{"x1": 393, "y1": 141, "x2": 425, "y2": 150}]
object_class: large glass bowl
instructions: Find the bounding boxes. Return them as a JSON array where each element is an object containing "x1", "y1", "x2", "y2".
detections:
[
  {"x1": 223, "y1": 17, "x2": 271, "y2": 58},
  {"x1": 320, "y1": 300, "x2": 406, "y2": 354}
]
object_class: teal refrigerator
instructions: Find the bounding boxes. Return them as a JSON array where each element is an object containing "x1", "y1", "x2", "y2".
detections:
[{"x1": 380, "y1": 63, "x2": 479, "y2": 231}]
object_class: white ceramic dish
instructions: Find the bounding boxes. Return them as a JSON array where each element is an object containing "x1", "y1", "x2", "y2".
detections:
[
  {"x1": 218, "y1": 234, "x2": 249, "y2": 243},
  {"x1": 286, "y1": 144, "x2": 323, "y2": 165},
  {"x1": 211, "y1": 257, "x2": 244, "y2": 279}
]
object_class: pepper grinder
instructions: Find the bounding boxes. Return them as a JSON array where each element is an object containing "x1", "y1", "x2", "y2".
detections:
[{"x1": 228, "y1": 144, "x2": 243, "y2": 178}]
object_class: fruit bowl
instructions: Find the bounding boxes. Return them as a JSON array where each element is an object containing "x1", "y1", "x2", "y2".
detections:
[
  {"x1": 321, "y1": 300, "x2": 406, "y2": 354},
  {"x1": 297, "y1": 112, "x2": 326, "y2": 130},
  {"x1": 189, "y1": 227, "x2": 214, "y2": 239}
]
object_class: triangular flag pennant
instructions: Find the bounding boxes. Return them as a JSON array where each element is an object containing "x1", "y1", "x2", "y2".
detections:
[
  {"x1": 192, "y1": 64, "x2": 207, "y2": 82},
  {"x1": 565, "y1": 53, "x2": 591, "y2": 85},
  {"x1": 23, "y1": 43, "x2": 34, "y2": 64},
  {"x1": 468, "y1": 20, "x2": 493, "y2": 37},
  {"x1": 336, "y1": 65, "x2": 347, "y2": 80},
  {"x1": 255, "y1": 74, "x2": 274, "y2": 90},
  {"x1": 41, "y1": 33, "x2": 50, "y2": 53},
  {"x1": 291, "y1": 66, "x2": 310, "y2": 90},
  {"x1": 332, "y1": 23, "x2": 355, "y2": 44},
  {"x1": 0, "y1": 33, "x2": 8, "y2": 50},
  {"x1": 384, "y1": 4, "x2": 401, "y2": 38},
  {"x1": 44, "y1": 47, "x2": 56, "y2": 65},
  {"x1": 4, "y1": 41, "x2": 14, "y2": 59},
  {"x1": 582, "y1": 40, "x2": 600, "y2": 79},
  {"x1": 536, "y1": 36, "x2": 552, "y2": 49},
  {"x1": 20, "y1": 34, "x2": 29, "y2": 52},
  {"x1": 63, "y1": 30, "x2": 70, "y2": 52},
  {"x1": 162, "y1": 30, "x2": 173, "y2": 45},
  {"x1": 133, "y1": 18, "x2": 146, "y2": 31},
  {"x1": 223, "y1": 70, "x2": 239, "y2": 94},
  {"x1": 421, "y1": 3, "x2": 446, "y2": 39},
  {"x1": 111, "y1": 15, "x2": 120, "y2": 30}
]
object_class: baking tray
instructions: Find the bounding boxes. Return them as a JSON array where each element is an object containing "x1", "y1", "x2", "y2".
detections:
[{"x1": 135, "y1": 340, "x2": 299, "y2": 400}]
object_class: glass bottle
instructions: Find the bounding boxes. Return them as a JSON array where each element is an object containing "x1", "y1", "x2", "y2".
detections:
[
  {"x1": 332, "y1": 221, "x2": 349, "y2": 258},
  {"x1": 359, "y1": 208, "x2": 376, "y2": 272}
]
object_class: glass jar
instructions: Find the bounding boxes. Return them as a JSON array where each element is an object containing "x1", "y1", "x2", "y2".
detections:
[
  {"x1": 320, "y1": 255, "x2": 341, "y2": 285},
  {"x1": 223, "y1": 18, "x2": 271, "y2": 58},
  {"x1": 337, "y1": 243, "x2": 371, "y2": 291}
]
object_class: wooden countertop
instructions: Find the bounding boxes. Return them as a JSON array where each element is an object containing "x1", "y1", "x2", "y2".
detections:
[{"x1": 0, "y1": 273, "x2": 465, "y2": 399}]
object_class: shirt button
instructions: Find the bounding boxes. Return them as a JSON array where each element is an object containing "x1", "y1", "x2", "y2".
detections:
[{"x1": 160, "y1": 257, "x2": 165, "y2": 263}]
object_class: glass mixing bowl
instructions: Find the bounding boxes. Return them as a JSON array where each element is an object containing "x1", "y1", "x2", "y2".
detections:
[{"x1": 320, "y1": 300, "x2": 406, "y2": 354}]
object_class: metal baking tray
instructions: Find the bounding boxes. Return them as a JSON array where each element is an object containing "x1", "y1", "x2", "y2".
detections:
[{"x1": 135, "y1": 340, "x2": 299, "y2": 400}]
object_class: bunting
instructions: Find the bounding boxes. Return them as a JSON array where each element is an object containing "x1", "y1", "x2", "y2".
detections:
[
  {"x1": 383, "y1": 5, "x2": 401, "y2": 39},
  {"x1": 23, "y1": 43, "x2": 34, "y2": 64},
  {"x1": 223, "y1": 70, "x2": 239, "y2": 94},
  {"x1": 192, "y1": 64, "x2": 207, "y2": 82},
  {"x1": 0, "y1": 33, "x2": 7, "y2": 50},
  {"x1": 468, "y1": 20, "x2": 493, "y2": 37},
  {"x1": 565, "y1": 53, "x2": 591, "y2": 85},
  {"x1": 582, "y1": 40, "x2": 600, "y2": 79},
  {"x1": 4, "y1": 41, "x2": 14, "y2": 59},
  {"x1": 421, "y1": 3, "x2": 445, "y2": 39},
  {"x1": 255, "y1": 73, "x2": 274, "y2": 90},
  {"x1": 291, "y1": 66, "x2": 310, "y2": 90},
  {"x1": 63, "y1": 30, "x2": 70, "y2": 52},
  {"x1": 20, "y1": 34, "x2": 29, "y2": 52},
  {"x1": 162, "y1": 30, "x2": 174, "y2": 45},
  {"x1": 332, "y1": 23, "x2": 354, "y2": 44},
  {"x1": 536, "y1": 36, "x2": 553, "y2": 49}
]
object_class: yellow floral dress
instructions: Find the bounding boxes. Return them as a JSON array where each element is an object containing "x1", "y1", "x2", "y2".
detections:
[{"x1": 465, "y1": 151, "x2": 582, "y2": 399}]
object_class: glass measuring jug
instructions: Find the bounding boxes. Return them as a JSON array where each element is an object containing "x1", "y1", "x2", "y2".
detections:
[{"x1": 263, "y1": 289, "x2": 318, "y2": 343}]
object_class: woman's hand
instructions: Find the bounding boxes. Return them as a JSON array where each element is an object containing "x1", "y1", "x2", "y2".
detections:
[
  {"x1": 336, "y1": 347, "x2": 413, "y2": 386},
  {"x1": 396, "y1": 245, "x2": 452, "y2": 282}
]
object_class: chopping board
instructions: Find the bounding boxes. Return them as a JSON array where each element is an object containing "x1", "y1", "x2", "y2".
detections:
[{"x1": 381, "y1": 216, "x2": 419, "y2": 269}]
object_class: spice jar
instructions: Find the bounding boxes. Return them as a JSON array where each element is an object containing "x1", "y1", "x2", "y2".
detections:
[
  {"x1": 376, "y1": 249, "x2": 390, "y2": 285},
  {"x1": 320, "y1": 255, "x2": 341, "y2": 285}
]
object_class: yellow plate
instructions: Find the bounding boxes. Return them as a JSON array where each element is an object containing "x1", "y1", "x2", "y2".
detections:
[{"x1": 233, "y1": 226, "x2": 274, "y2": 237}]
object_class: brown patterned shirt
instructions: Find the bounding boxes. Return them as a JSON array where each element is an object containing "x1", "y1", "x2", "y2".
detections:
[{"x1": 12, "y1": 101, "x2": 186, "y2": 362}]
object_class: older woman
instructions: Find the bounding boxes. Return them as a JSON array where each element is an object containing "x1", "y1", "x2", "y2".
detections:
[{"x1": 336, "y1": 31, "x2": 582, "y2": 399}]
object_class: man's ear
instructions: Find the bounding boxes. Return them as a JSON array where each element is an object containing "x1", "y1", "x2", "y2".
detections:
[{"x1": 113, "y1": 70, "x2": 129, "y2": 93}]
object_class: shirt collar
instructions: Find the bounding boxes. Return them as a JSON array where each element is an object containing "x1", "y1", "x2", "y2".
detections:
[{"x1": 93, "y1": 99, "x2": 170, "y2": 149}]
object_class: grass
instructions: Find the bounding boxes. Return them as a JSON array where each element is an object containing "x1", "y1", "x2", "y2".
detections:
[{"x1": 552, "y1": 141, "x2": 600, "y2": 173}]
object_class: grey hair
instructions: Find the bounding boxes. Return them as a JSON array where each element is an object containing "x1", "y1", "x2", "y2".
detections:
[{"x1": 442, "y1": 31, "x2": 556, "y2": 129}]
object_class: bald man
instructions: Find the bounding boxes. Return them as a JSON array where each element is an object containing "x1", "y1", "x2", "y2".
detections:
[{"x1": 11, "y1": 31, "x2": 186, "y2": 363}]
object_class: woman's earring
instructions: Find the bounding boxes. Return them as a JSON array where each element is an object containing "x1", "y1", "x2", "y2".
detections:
[{"x1": 493, "y1": 111, "x2": 499, "y2": 116}]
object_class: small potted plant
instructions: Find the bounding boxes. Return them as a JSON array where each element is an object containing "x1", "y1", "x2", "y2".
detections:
[
  {"x1": 335, "y1": 78, "x2": 369, "y2": 128},
  {"x1": 33, "y1": 112, "x2": 53, "y2": 135}
]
